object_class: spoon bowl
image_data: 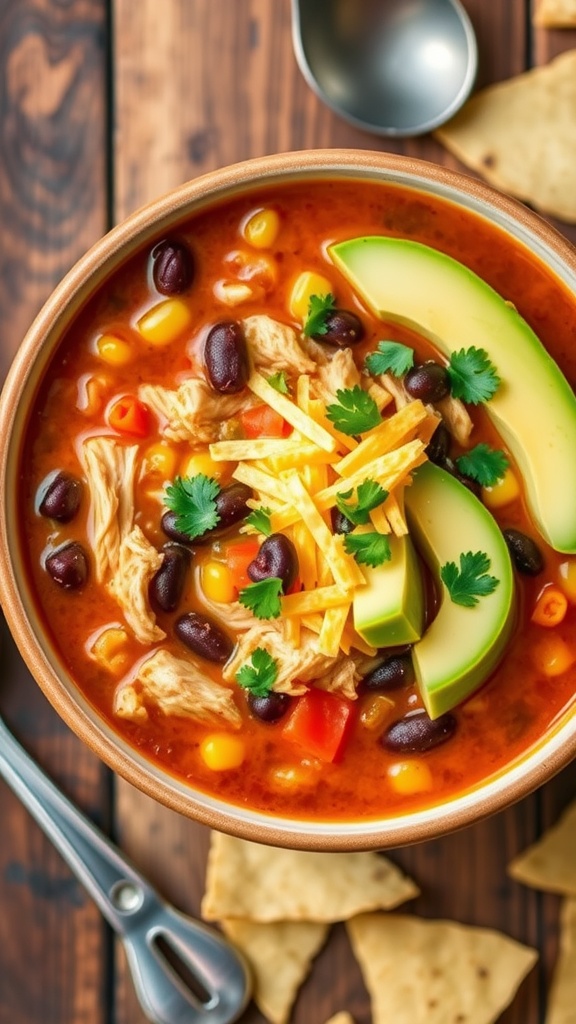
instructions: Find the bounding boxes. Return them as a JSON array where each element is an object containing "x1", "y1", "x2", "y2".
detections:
[{"x1": 291, "y1": 0, "x2": 477, "y2": 136}]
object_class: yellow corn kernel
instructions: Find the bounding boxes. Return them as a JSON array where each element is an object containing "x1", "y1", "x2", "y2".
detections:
[
  {"x1": 481, "y1": 467, "x2": 520, "y2": 509},
  {"x1": 531, "y1": 634, "x2": 576, "y2": 677},
  {"x1": 289, "y1": 270, "x2": 333, "y2": 321},
  {"x1": 201, "y1": 561, "x2": 236, "y2": 603},
  {"x1": 96, "y1": 333, "x2": 133, "y2": 366},
  {"x1": 181, "y1": 451, "x2": 223, "y2": 481},
  {"x1": 243, "y1": 208, "x2": 280, "y2": 249},
  {"x1": 91, "y1": 627, "x2": 131, "y2": 675},
  {"x1": 142, "y1": 443, "x2": 179, "y2": 480},
  {"x1": 200, "y1": 732, "x2": 245, "y2": 771},
  {"x1": 138, "y1": 298, "x2": 192, "y2": 345},
  {"x1": 360, "y1": 694, "x2": 394, "y2": 731},
  {"x1": 558, "y1": 558, "x2": 576, "y2": 604},
  {"x1": 387, "y1": 759, "x2": 434, "y2": 795}
]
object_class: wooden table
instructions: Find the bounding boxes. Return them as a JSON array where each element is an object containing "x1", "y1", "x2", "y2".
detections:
[{"x1": 1, "y1": 2, "x2": 575, "y2": 1021}]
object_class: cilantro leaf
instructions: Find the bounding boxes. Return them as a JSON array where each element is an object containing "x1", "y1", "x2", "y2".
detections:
[
  {"x1": 447, "y1": 347, "x2": 501, "y2": 404},
  {"x1": 302, "y1": 293, "x2": 336, "y2": 337},
  {"x1": 335, "y1": 479, "x2": 388, "y2": 526},
  {"x1": 326, "y1": 386, "x2": 381, "y2": 435},
  {"x1": 365, "y1": 340, "x2": 415, "y2": 377},
  {"x1": 238, "y1": 577, "x2": 283, "y2": 619},
  {"x1": 455, "y1": 444, "x2": 509, "y2": 487},
  {"x1": 244, "y1": 506, "x2": 273, "y2": 536},
  {"x1": 164, "y1": 474, "x2": 220, "y2": 539},
  {"x1": 266, "y1": 371, "x2": 290, "y2": 395},
  {"x1": 236, "y1": 647, "x2": 278, "y2": 697},
  {"x1": 440, "y1": 550, "x2": 499, "y2": 607},
  {"x1": 344, "y1": 531, "x2": 391, "y2": 567}
]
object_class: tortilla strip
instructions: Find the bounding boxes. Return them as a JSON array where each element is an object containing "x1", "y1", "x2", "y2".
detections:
[
  {"x1": 508, "y1": 798, "x2": 576, "y2": 895},
  {"x1": 545, "y1": 898, "x2": 576, "y2": 1024}
]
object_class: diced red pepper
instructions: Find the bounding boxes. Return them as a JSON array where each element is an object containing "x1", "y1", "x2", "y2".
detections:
[
  {"x1": 282, "y1": 688, "x2": 353, "y2": 763},
  {"x1": 107, "y1": 395, "x2": 149, "y2": 437},
  {"x1": 225, "y1": 538, "x2": 261, "y2": 591},
  {"x1": 240, "y1": 404, "x2": 292, "y2": 439}
]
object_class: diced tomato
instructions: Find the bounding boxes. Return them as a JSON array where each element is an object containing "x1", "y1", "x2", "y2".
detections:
[
  {"x1": 225, "y1": 538, "x2": 261, "y2": 591},
  {"x1": 282, "y1": 688, "x2": 353, "y2": 763},
  {"x1": 107, "y1": 395, "x2": 149, "y2": 437},
  {"x1": 240, "y1": 404, "x2": 292, "y2": 439}
]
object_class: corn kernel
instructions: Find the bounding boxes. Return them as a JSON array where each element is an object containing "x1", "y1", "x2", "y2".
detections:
[
  {"x1": 289, "y1": 270, "x2": 333, "y2": 321},
  {"x1": 142, "y1": 443, "x2": 178, "y2": 480},
  {"x1": 96, "y1": 333, "x2": 133, "y2": 366},
  {"x1": 90, "y1": 627, "x2": 131, "y2": 675},
  {"x1": 138, "y1": 298, "x2": 192, "y2": 345},
  {"x1": 200, "y1": 732, "x2": 245, "y2": 771},
  {"x1": 558, "y1": 558, "x2": 576, "y2": 604},
  {"x1": 268, "y1": 760, "x2": 321, "y2": 791},
  {"x1": 388, "y1": 759, "x2": 434, "y2": 795},
  {"x1": 181, "y1": 451, "x2": 222, "y2": 480},
  {"x1": 243, "y1": 208, "x2": 280, "y2": 249},
  {"x1": 481, "y1": 467, "x2": 520, "y2": 509},
  {"x1": 201, "y1": 561, "x2": 236, "y2": 603},
  {"x1": 531, "y1": 634, "x2": 576, "y2": 677}
]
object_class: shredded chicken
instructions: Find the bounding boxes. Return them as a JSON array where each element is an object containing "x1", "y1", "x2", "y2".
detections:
[
  {"x1": 115, "y1": 649, "x2": 242, "y2": 727},
  {"x1": 108, "y1": 526, "x2": 165, "y2": 644},
  {"x1": 243, "y1": 315, "x2": 316, "y2": 375},
  {"x1": 315, "y1": 657, "x2": 358, "y2": 700},
  {"x1": 201, "y1": 595, "x2": 259, "y2": 632},
  {"x1": 379, "y1": 373, "x2": 473, "y2": 445},
  {"x1": 139, "y1": 377, "x2": 250, "y2": 445},
  {"x1": 79, "y1": 437, "x2": 138, "y2": 582},
  {"x1": 313, "y1": 348, "x2": 362, "y2": 403}
]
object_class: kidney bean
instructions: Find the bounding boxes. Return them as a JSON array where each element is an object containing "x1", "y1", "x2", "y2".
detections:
[
  {"x1": 503, "y1": 528, "x2": 544, "y2": 576},
  {"x1": 204, "y1": 321, "x2": 249, "y2": 394},
  {"x1": 161, "y1": 511, "x2": 195, "y2": 545},
  {"x1": 426, "y1": 422, "x2": 451, "y2": 466},
  {"x1": 149, "y1": 544, "x2": 191, "y2": 613},
  {"x1": 38, "y1": 472, "x2": 82, "y2": 523},
  {"x1": 247, "y1": 533, "x2": 299, "y2": 592},
  {"x1": 175, "y1": 612, "x2": 234, "y2": 663},
  {"x1": 312, "y1": 309, "x2": 365, "y2": 347},
  {"x1": 45, "y1": 542, "x2": 89, "y2": 589},
  {"x1": 161, "y1": 483, "x2": 253, "y2": 545},
  {"x1": 331, "y1": 506, "x2": 355, "y2": 535},
  {"x1": 151, "y1": 239, "x2": 194, "y2": 295},
  {"x1": 247, "y1": 691, "x2": 291, "y2": 723},
  {"x1": 381, "y1": 709, "x2": 457, "y2": 753},
  {"x1": 363, "y1": 654, "x2": 414, "y2": 691},
  {"x1": 405, "y1": 362, "x2": 450, "y2": 403}
]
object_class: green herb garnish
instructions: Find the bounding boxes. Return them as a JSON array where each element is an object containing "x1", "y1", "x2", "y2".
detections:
[
  {"x1": 335, "y1": 479, "x2": 388, "y2": 526},
  {"x1": 365, "y1": 340, "x2": 415, "y2": 378},
  {"x1": 344, "y1": 531, "x2": 391, "y2": 568},
  {"x1": 440, "y1": 551, "x2": 499, "y2": 607},
  {"x1": 326, "y1": 386, "x2": 381, "y2": 435},
  {"x1": 446, "y1": 347, "x2": 500, "y2": 404},
  {"x1": 238, "y1": 577, "x2": 283, "y2": 619},
  {"x1": 236, "y1": 647, "x2": 278, "y2": 696},
  {"x1": 244, "y1": 506, "x2": 273, "y2": 536},
  {"x1": 164, "y1": 474, "x2": 220, "y2": 539},
  {"x1": 266, "y1": 371, "x2": 290, "y2": 395},
  {"x1": 455, "y1": 444, "x2": 509, "y2": 487},
  {"x1": 302, "y1": 293, "x2": 336, "y2": 337}
]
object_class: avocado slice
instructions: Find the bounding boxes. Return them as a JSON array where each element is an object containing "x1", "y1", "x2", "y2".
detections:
[
  {"x1": 330, "y1": 236, "x2": 576, "y2": 554},
  {"x1": 353, "y1": 533, "x2": 425, "y2": 648},
  {"x1": 405, "y1": 462, "x2": 516, "y2": 719}
]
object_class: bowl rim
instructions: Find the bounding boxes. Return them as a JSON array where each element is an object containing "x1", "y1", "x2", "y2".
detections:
[{"x1": 1, "y1": 147, "x2": 576, "y2": 851}]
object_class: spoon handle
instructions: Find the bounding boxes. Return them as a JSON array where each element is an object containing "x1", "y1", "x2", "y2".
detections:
[{"x1": 0, "y1": 715, "x2": 250, "y2": 1024}]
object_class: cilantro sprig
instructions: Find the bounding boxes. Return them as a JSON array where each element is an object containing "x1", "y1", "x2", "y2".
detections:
[
  {"x1": 164, "y1": 474, "x2": 220, "y2": 539},
  {"x1": 236, "y1": 647, "x2": 278, "y2": 697},
  {"x1": 447, "y1": 347, "x2": 500, "y2": 404},
  {"x1": 303, "y1": 293, "x2": 336, "y2": 337},
  {"x1": 365, "y1": 341, "x2": 415, "y2": 378},
  {"x1": 244, "y1": 506, "x2": 273, "y2": 536},
  {"x1": 455, "y1": 444, "x2": 509, "y2": 487},
  {"x1": 266, "y1": 371, "x2": 290, "y2": 395},
  {"x1": 344, "y1": 532, "x2": 391, "y2": 568},
  {"x1": 335, "y1": 479, "x2": 388, "y2": 526},
  {"x1": 440, "y1": 551, "x2": 499, "y2": 607},
  {"x1": 238, "y1": 577, "x2": 283, "y2": 619},
  {"x1": 326, "y1": 386, "x2": 381, "y2": 435}
]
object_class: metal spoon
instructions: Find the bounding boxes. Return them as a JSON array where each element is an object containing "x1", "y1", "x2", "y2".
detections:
[
  {"x1": 291, "y1": 0, "x2": 477, "y2": 136},
  {"x1": 0, "y1": 712, "x2": 251, "y2": 1024}
]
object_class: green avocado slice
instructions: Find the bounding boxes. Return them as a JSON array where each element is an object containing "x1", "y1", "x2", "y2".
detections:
[
  {"x1": 405, "y1": 462, "x2": 516, "y2": 719},
  {"x1": 330, "y1": 235, "x2": 576, "y2": 554},
  {"x1": 353, "y1": 533, "x2": 425, "y2": 648}
]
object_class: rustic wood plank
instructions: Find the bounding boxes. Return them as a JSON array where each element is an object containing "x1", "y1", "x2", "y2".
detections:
[{"x1": 0, "y1": 1, "x2": 109, "y2": 1021}]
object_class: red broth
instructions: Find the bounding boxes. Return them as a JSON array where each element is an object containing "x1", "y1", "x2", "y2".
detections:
[{"x1": 22, "y1": 179, "x2": 576, "y2": 820}]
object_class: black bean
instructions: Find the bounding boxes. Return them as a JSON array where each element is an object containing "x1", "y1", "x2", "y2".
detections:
[
  {"x1": 149, "y1": 544, "x2": 191, "y2": 613},
  {"x1": 175, "y1": 612, "x2": 234, "y2": 663},
  {"x1": 405, "y1": 362, "x2": 450, "y2": 403},
  {"x1": 503, "y1": 528, "x2": 545, "y2": 576},
  {"x1": 161, "y1": 483, "x2": 253, "y2": 545},
  {"x1": 204, "y1": 321, "x2": 249, "y2": 394},
  {"x1": 247, "y1": 691, "x2": 291, "y2": 723},
  {"x1": 45, "y1": 542, "x2": 89, "y2": 589},
  {"x1": 38, "y1": 472, "x2": 82, "y2": 523},
  {"x1": 161, "y1": 510, "x2": 195, "y2": 545},
  {"x1": 381, "y1": 709, "x2": 457, "y2": 753},
  {"x1": 151, "y1": 240, "x2": 194, "y2": 295},
  {"x1": 330, "y1": 506, "x2": 355, "y2": 535},
  {"x1": 363, "y1": 654, "x2": 414, "y2": 691},
  {"x1": 444, "y1": 458, "x2": 482, "y2": 498},
  {"x1": 426, "y1": 422, "x2": 451, "y2": 466},
  {"x1": 247, "y1": 533, "x2": 299, "y2": 592},
  {"x1": 312, "y1": 309, "x2": 365, "y2": 347}
]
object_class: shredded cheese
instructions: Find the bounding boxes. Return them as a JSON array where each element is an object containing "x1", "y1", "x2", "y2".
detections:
[{"x1": 247, "y1": 371, "x2": 338, "y2": 452}]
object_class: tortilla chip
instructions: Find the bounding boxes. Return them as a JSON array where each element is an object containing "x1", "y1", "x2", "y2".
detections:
[
  {"x1": 347, "y1": 913, "x2": 537, "y2": 1024},
  {"x1": 508, "y1": 798, "x2": 576, "y2": 896},
  {"x1": 534, "y1": 0, "x2": 576, "y2": 26},
  {"x1": 201, "y1": 831, "x2": 419, "y2": 922},
  {"x1": 324, "y1": 1015, "x2": 355, "y2": 1024},
  {"x1": 546, "y1": 898, "x2": 576, "y2": 1024},
  {"x1": 221, "y1": 918, "x2": 328, "y2": 1024},
  {"x1": 435, "y1": 51, "x2": 576, "y2": 223}
]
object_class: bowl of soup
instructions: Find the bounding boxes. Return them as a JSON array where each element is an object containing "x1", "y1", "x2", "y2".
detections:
[{"x1": 1, "y1": 149, "x2": 575, "y2": 850}]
